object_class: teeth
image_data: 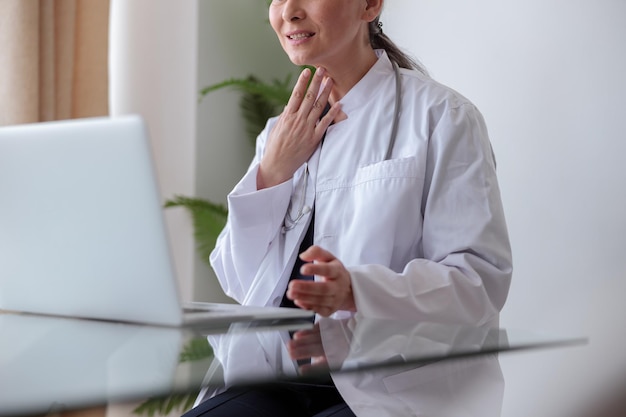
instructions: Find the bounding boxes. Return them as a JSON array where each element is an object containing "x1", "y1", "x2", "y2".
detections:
[{"x1": 289, "y1": 33, "x2": 312, "y2": 40}]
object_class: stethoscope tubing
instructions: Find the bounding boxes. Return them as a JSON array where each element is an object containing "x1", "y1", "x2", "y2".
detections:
[
  {"x1": 385, "y1": 62, "x2": 402, "y2": 161},
  {"x1": 282, "y1": 61, "x2": 402, "y2": 232}
]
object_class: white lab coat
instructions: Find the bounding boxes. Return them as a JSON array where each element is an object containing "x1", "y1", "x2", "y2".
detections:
[
  {"x1": 195, "y1": 317, "x2": 504, "y2": 417},
  {"x1": 318, "y1": 317, "x2": 505, "y2": 417},
  {"x1": 210, "y1": 50, "x2": 512, "y2": 327}
]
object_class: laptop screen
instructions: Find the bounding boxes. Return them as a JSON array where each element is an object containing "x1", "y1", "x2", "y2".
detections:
[{"x1": 0, "y1": 116, "x2": 184, "y2": 325}]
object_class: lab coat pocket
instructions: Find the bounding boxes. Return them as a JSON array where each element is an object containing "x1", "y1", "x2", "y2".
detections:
[
  {"x1": 352, "y1": 155, "x2": 422, "y2": 216},
  {"x1": 354, "y1": 156, "x2": 419, "y2": 185},
  {"x1": 348, "y1": 156, "x2": 423, "y2": 266}
]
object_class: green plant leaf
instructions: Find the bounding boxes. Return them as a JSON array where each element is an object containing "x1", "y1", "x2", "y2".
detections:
[
  {"x1": 179, "y1": 337, "x2": 213, "y2": 363},
  {"x1": 199, "y1": 77, "x2": 291, "y2": 107},
  {"x1": 199, "y1": 71, "x2": 311, "y2": 144},
  {"x1": 164, "y1": 196, "x2": 227, "y2": 263},
  {"x1": 239, "y1": 76, "x2": 282, "y2": 143}
]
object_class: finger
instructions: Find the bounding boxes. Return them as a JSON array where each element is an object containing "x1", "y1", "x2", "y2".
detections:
[
  {"x1": 293, "y1": 295, "x2": 336, "y2": 317},
  {"x1": 315, "y1": 101, "x2": 342, "y2": 136},
  {"x1": 298, "y1": 67, "x2": 326, "y2": 116},
  {"x1": 288, "y1": 336, "x2": 324, "y2": 357},
  {"x1": 307, "y1": 75, "x2": 334, "y2": 122},
  {"x1": 290, "y1": 289, "x2": 338, "y2": 314},
  {"x1": 300, "y1": 245, "x2": 337, "y2": 263},
  {"x1": 285, "y1": 68, "x2": 313, "y2": 113},
  {"x1": 292, "y1": 292, "x2": 335, "y2": 310},
  {"x1": 288, "y1": 282, "x2": 331, "y2": 302},
  {"x1": 287, "y1": 340, "x2": 318, "y2": 359},
  {"x1": 292, "y1": 328, "x2": 321, "y2": 341},
  {"x1": 302, "y1": 68, "x2": 331, "y2": 120},
  {"x1": 300, "y1": 260, "x2": 342, "y2": 278},
  {"x1": 310, "y1": 305, "x2": 336, "y2": 318},
  {"x1": 289, "y1": 279, "x2": 333, "y2": 297}
]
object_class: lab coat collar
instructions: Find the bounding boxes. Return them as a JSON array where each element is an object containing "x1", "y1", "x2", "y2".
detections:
[{"x1": 337, "y1": 49, "x2": 394, "y2": 116}]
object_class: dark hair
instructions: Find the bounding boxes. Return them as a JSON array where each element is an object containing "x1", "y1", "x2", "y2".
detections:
[{"x1": 369, "y1": 17, "x2": 427, "y2": 74}]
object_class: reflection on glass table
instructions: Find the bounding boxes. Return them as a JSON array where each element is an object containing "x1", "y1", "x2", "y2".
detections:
[{"x1": 0, "y1": 312, "x2": 585, "y2": 417}]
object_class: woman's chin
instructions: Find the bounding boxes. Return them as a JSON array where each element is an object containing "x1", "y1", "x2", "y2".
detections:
[
  {"x1": 285, "y1": 52, "x2": 314, "y2": 67},
  {"x1": 288, "y1": 57, "x2": 309, "y2": 67}
]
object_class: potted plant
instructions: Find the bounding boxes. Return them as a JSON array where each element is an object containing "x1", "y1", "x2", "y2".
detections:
[{"x1": 164, "y1": 72, "x2": 293, "y2": 265}]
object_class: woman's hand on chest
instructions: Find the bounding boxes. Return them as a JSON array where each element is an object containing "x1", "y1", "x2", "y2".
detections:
[{"x1": 257, "y1": 67, "x2": 342, "y2": 190}]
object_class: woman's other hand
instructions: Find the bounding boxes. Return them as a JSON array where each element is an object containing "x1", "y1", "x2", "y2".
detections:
[
  {"x1": 257, "y1": 67, "x2": 341, "y2": 190},
  {"x1": 286, "y1": 245, "x2": 356, "y2": 317}
]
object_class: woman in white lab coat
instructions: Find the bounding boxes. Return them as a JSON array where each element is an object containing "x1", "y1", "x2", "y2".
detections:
[
  {"x1": 211, "y1": 2, "x2": 511, "y2": 326},
  {"x1": 188, "y1": 0, "x2": 512, "y2": 415}
]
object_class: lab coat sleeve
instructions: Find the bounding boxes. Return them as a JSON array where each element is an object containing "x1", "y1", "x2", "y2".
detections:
[
  {"x1": 209, "y1": 121, "x2": 293, "y2": 303},
  {"x1": 348, "y1": 102, "x2": 512, "y2": 326}
]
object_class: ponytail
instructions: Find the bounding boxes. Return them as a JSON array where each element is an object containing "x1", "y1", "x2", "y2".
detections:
[{"x1": 369, "y1": 17, "x2": 427, "y2": 75}]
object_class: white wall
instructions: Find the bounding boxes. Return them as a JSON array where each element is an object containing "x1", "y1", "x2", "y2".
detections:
[
  {"x1": 383, "y1": 1, "x2": 626, "y2": 416},
  {"x1": 109, "y1": 0, "x2": 198, "y2": 301}
]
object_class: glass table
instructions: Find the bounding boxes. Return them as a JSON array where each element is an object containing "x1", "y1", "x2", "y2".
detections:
[{"x1": 0, "y1": 312, "x2": 585, "y2": 417}]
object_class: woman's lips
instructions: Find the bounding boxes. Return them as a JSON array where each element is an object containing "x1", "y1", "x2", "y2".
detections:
[{"x1": 286, "y1": 31, "x2": 315, "y2": 43}]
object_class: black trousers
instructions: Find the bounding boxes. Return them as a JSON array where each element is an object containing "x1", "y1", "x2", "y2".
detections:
[{"x1": 182, "y1": 383, "x2": 356, "y2": 417}]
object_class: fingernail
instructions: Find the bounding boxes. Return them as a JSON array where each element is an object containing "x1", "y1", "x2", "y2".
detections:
[{"x1": 316, "y1": 67, "x2": 325, "y2": 77}]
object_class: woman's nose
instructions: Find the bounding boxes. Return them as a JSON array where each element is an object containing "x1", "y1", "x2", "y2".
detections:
[{"x1": 282, "y1": 0, "x2": 305, "y2": 22}]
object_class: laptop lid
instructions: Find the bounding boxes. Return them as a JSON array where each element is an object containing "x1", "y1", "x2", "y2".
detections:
[
  {"x1": 0, "y1": 115, "x2": 185, "y2": 325},
  {"x1": 0, "y1": 115, "x2": 314, "y2": 327}
]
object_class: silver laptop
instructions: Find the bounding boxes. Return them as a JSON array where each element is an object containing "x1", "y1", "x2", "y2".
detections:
[{"x1": 0, "y1": 115, "x2": 313, "y2": 327}]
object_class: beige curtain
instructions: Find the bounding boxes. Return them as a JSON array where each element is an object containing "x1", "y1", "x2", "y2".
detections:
[{"x1": 0, "y1": 0, "x2": 110, "y2": 126}]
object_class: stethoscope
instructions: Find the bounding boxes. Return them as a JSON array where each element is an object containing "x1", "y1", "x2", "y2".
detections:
[{"x1": 282, "y1": 62, "x2": 402, "y2": 233}]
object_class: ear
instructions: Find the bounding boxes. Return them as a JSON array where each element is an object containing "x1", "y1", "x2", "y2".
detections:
[{"x1": 362, "y1": 0, "x2": 384, "y2": 23}]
